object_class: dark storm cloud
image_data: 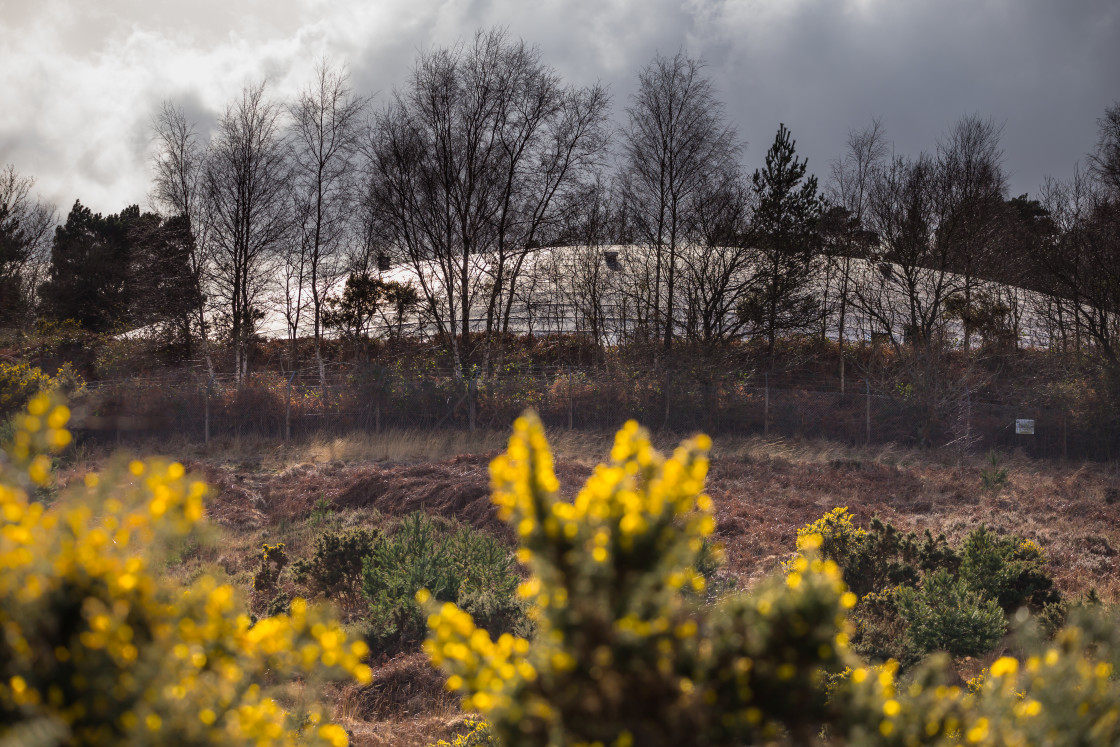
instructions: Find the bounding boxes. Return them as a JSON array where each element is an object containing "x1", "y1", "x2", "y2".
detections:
[{"x1": 1, "y1": 0, "x2": 1116, "y2": 214}]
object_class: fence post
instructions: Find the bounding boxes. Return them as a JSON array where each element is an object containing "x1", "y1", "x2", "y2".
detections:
[
  {"x1": 1062, "y1": 415, "x2": 1068, "y2": 460},
  {"x1": 965, "y1": 386, "x2": 971, "y2": 451},
  {"x1": 764, "y1": 372, "x2": 769, "y2": 437},
  {"x1": 285, "y1": 371, "x2": 297, "y2": 441},
  {"x1": 865, "y1": 378, "x2": 871, "y2": 446},
  {"x1": 468, "y1": 374, "x2": 477, "y2": 433},
  {"x1": 664, "y1": 369, "x2": 672, "y2": 431},
  {"x1": 205, "y1": 374, "x2": 214, "y2": 444},
  {"x1": 567, "y1": 365, "x2": 573, "y2": 430}
]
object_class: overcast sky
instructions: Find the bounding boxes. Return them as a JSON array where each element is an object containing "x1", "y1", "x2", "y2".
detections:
[{"x1": 2, "y1": 0, "x2": 1117, "y2": 217}]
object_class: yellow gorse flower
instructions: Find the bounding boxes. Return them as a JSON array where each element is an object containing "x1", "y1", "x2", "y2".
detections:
[
  {"x1": 0, "y1": 394, "x2": 371, "y2": 746},
  {"x1": 423, "y1": 412, "x2": 854, "y2": 747}
]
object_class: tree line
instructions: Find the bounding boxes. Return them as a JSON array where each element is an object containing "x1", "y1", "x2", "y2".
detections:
[{"x1": 1, "y1": 28, "x2": 1118, "y2": 395}]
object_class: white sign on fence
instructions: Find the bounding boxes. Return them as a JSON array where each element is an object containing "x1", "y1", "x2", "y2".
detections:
[{"x1": 1015, "y1": 419, "x2": 1035, "y2": 435}]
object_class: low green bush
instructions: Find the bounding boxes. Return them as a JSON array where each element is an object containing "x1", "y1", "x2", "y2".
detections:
[
  {"x1": 980, "y1": 450, "x2": 1009, "y2": 492},
  {"x1": 896, "y1": 569, "x2": 1008, "y2": 657},
  {"x1": 801, "y1": 508, "x2": 1059, "y2": 664},
  {"x1": 958, "y1": 525, "x2": 1059, "y2": 613},
  {"x1": 361, "y1": 512, "x2": 523, "y2": 653},
  {"x1": 292, "y1": 527, "x2": 381, "y2": 607}
]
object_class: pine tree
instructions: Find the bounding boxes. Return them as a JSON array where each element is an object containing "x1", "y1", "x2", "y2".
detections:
[
  {"x1": 740, "y1": 124, "x2": 825, "y2": 357},
  {"x1": 39, "y1": 201, "x2": 131, "y2": 332},
  {"x1": 40, "y1": 202, "x2": 199, "y2": 342}
]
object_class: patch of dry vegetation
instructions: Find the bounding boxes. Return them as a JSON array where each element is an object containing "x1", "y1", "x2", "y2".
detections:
[{"x1": 55, "y1": 427, "x2": 1120, "y2": 745}]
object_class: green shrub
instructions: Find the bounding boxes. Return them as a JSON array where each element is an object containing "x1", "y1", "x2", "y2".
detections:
[
  {"x1": 292, "y1": 527, "x2": 381, "y2": 607},
  {"x1": 849, "y1": 587, "x2": 921, "y2": 668},
  {"x1": 896, "y1": 569, "x2": 1007, "y2": 657},
  {"x1": 362, "y1": 512, "x2": 522, "y2": 653},
  {"x1": 980, "y1": 450, "x2": 1009, "y2": 492},
  {"x1": 802, "y1": 508, "x2": 958, "y2": 597},
  {"x1": 958, "y1": 525, "x2": 1060, "y2": 613},
  {"x1": 308, "y1": 497, "x2": 334, "y2": 527}
]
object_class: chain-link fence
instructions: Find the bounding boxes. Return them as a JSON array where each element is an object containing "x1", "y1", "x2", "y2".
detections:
[{"x1": 69, "y1": 364, "x2": 1116, "y2": 462}]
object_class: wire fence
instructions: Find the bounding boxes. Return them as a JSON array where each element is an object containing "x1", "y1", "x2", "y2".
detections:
[{"x1": 69, "y1": 364, "x2": 1115, "y2": 462}]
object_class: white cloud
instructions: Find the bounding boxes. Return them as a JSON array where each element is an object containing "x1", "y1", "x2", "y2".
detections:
[{"x1": 0, "y1": 0, "x2": 1116, "y2": 217}]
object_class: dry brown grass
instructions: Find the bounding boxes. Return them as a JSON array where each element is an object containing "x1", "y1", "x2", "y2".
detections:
[
  {"x1": 91, "y1": 426, "x2": 618, "y2": 473},
  {"x1": 55, "y1": 427, "x2": 1120, "y2": 745},
  {"x1": 68, "y1": 427, "x2": 1120, "y2": 603}
]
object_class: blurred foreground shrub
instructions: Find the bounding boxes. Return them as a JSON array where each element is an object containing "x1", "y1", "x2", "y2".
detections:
[
  {"x1": 0, "y1": 394, "x2": 371, "y2": 746},
  {"x1": 423, "y1": 414, "x2": 853, "y2": 745}
]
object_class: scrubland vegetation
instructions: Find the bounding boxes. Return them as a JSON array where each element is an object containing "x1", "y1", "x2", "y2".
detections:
[{"x1": 3, "y1": 390, "x2": 1119, "y2": 746}]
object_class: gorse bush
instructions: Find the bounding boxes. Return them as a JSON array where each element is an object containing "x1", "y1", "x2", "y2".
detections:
[
  {"x1": 423, "y1": 414, "x2": 856, "y2": 746},
  {"x1": 252, "y1": 542, "x2": 291, "y2": 618},
  {"x1": 423, "y1": 413, "x2": 1120, "y2": 746},
  {"x1": 0, "y1": 361, "x2": 84, "y2": 417},
  {"x1": 830, "y1": 608, "x2": 1120, "y2": 746},
  {"x1": 0, "y1": 394, "x2": 371, "y2": 746},
  {"x1": 292, "y1": 527, "x2": 381, "y2": 608},
  {"x1": 253, "y1": 542, "x2": 289, "y2": 596},
  {"x1": 801, "y1": 508, "x2": 1059, "y2": 664},
  {"x1": 798, "y1": 508, "x2": 958, "y2": 598},
  {"x1": 361, "y1": 512, "x2": 523, "y2": 653},
  {"x1": 430, "y1": 718, "x2": 497, "y2": 746}
]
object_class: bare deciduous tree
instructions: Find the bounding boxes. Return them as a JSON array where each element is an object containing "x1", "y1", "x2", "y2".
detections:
[
  {"x1": 151, "y1": 102, "x2": 214, "y2": 373},
  {"x1": 548, "y1": 177, "x2": 622, "y2": 350},
  {"x1": 680, "y1": 169, "x2": 752, "y2": 344},
  {"x1": 0, "y1": 165, "x2": 55, "y2": 327},
  {"x1": 620, "y1": 51, "x2": 740, "y2": 350},
  {"x1": 1089, "y1": 102, "x2": 1120, "y2": 198},
  {"x1": 290, "y1": 60, "x2": 367, "y2": 386},
  {"x1": 827, "y1": 118, "x2": 888, "y2": 390},
  {"x1": 857, "y1": 152, "x2": 957, "y2": 350},
  {"x1": 364, "y1": 28, "x2": 608, "y2": 377},
  {"x1": 205, "y1": 82, "x2": 291, "y2": 383},
  {"x1": 273, "y1": 192, "x2": 312, "y2": 370},
  {"x1": 934, "y1": 114, "x2": 1009, "y2": 350},
  {"x1": 1035, "y1": 106, "x2": 1120, "y2": 395}
]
